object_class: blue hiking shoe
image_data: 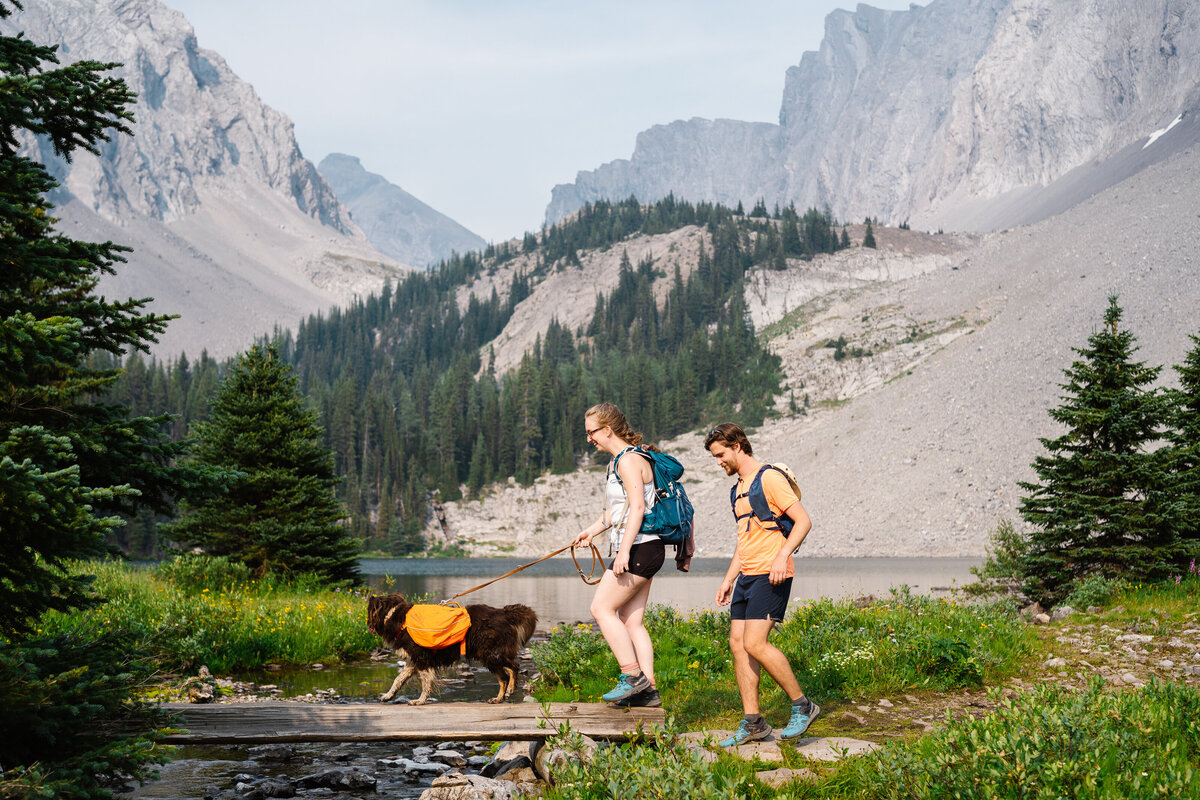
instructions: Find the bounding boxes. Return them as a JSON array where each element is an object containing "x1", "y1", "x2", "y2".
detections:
[
  {"x1": 780, "y1": 702, "x2": 820, "y2": 739},
  {"x1": 602, "y1": 673, "x2": 649, "y2": 702},
  {"x1": 719, "y1": 717, "x2": 772, "y2": 747}
]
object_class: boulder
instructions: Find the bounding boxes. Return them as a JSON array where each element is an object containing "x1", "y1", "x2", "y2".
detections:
[
  {"x1": 1049, "y1": 606, "x2": 1076, "y2": 622},
  {"x1": 248, "y1": 744, "x2": 297, "y2": 763},
  {"x1": 755, "y1": 767, "x2": 817, "y2": 788},
  {"x1": 419, "y1": 772, "x2": 536, "y2": 800},
  {"x1": 1019, "y1": 602, "x2": 1044, "y2": 620},
  {"x1": 295, "y1": 769, "x2": 377, "y2": 791},
  {"x1": 1033, "y1": 613, "x2": 1051, "y2": 625},
  {"x1": 533, "y1": 735, "x2": 600, "y2": 783}
]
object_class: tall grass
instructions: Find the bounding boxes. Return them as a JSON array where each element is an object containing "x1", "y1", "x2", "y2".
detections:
[
  {"x1": 531, "y1": 587, "x2": 1030, "y2": 728},
  {"x1": 818, "y1": 678, "x2": 1200, "y2": 799},
  {"x1": 37, "y1": 559, "x2": 377, "y2": 672}
]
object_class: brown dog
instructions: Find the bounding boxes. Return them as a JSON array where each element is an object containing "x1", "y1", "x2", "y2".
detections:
[{"x1": 366, "y1": 594, "x2": 538, "y2": 704}]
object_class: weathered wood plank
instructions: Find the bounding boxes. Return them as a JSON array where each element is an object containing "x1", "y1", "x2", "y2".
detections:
[{"x1": 158, "y1": 702, "x2": 664, "y2": 743}]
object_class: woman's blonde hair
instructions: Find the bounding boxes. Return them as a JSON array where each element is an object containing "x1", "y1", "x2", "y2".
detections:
[{"x1": 586, "y1": 402, "x2": 652, "y2": 449}]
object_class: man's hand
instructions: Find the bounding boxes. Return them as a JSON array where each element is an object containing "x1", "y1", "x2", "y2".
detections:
[
  {"x1": 716, "y1": 578, "x2": 734, "y2": 606},
  {"x1": 768, "y1": 552, "x2": 790, "y2": 585}
]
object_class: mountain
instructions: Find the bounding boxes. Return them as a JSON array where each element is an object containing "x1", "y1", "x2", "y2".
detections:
[
  {"x1": 438, "y1": 139, "x2": 1200, "y2": 559},
  {"x1": 547, "y1": 0, "x2": 1200, "y2": 232},
  {"x1": 318, "y1": 154, "x2": 487, "y2": 269},
  {"x1": 8, "y1": 0, "x2": 406, "y2": 358}
]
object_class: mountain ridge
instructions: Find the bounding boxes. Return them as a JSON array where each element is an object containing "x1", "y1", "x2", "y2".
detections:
[{"x1": 547, "y1": 0, "x2": 1200, "y2": 233}]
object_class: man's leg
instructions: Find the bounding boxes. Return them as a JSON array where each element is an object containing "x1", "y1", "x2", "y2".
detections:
[
  {"x1": 741, "y1": 619, "x2": 804, "y2": 701},
  {"x1": 729, "y1": 618, "x2": 763, "y2": 714}
]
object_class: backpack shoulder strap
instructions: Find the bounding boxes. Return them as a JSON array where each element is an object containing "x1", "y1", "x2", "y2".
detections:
[{"x1": 611, "y1": 445, "x2": 652, "y2": 488}]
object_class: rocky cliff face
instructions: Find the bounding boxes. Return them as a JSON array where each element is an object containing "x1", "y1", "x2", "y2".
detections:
[
  {"x1": 318, "y1": 154, "x2": 487, "y2": 269},
  {"x1": 548, "y1": 0, "x2": 1200, "y2": 231},
  {"x1": 9, "y1": 0, "x2": 404, "y2": 357}
]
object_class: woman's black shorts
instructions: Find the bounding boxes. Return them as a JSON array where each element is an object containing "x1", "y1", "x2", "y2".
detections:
[{"x1": 609, "y1": 539, "x2": 665, "y2": 579}]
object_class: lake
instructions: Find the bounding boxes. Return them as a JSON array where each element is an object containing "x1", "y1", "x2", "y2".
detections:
[{"x1": 359, "y1": 556, "x2": 982, "y2": 627}]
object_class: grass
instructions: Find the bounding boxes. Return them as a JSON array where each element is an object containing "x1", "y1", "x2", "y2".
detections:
[
  {"x1": 532, "y1": 575, "x2": 1200, "y2": 799},
  {"x1": 530, "y1": 587, "x2": 1032, "y2": 732},
  {"x1": 36, "y1": 559, "x2": 377, "y2": 673}
]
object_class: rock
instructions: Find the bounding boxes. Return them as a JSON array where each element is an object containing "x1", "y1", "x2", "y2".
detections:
[
  {"x1": 496, "y1": 766, "x2": 538, "y2": 784},
  {"x1": 466, "y1": 755, "x2": 493, "y2": 768},
  {"x1": 1121, "y1": 673, "x2": 1140, "y2": 685},
  {"x1": 1045, "y1": 657, "x2": 1068, "y2": 668},
  {"x1": 755, "y1": 767, "x2": 817, "y2": 788},
  {"x1": 1033, "y1": 614, "x2": 1051, "y2": 625},
  {"x1": 792, "y1": 737, "x2": 881, "y2": 761},
  {"x1": 198, "y1": 665, "x2": 212, "y2": 679},
  {"x1": 1050, "y1": 606, "x2": 1076, "y2": 622},
  {"x1": 248, "y1": 745, "x2": 297, "y2": 763},
  {"x1": 187, "y1": 683, "x2": 215, "y2": 703},
  {"x1": 1182, "y1": 665, "x2": 1200, "y2": 676},
  {"x1": 838, "y1": 712, "x2": 867, "y2": 726},
  {"x1": 490, "y1": 741, "x2": 537, "y2": 764},
  {"x1": 295, "y1": 769, "x2": 376, "y2": 791},
  {"x1": 1116, "y1": 633, "x2": 1154, "y2": 643},
  {"x1": 413, "y1": 746, "x2": 436, "y2": 759},
  {"x1": 480, "y1": 755, "x2": 531, "y2": 780},
  {"x1": 533, "y1": 734, "x2": 599, "y2": 783},
  {"x1": 420, "y1": 772, "x2": 529, "y2": 800},
  {"x1": 877, "y1": 698, "x2": 894, "y2": 708},
  {"x1": 1087, "y1": 606, "x2": 1103, "y2": 614},
  {"x1": 404, "y1": 759, "x2": 453, "y2": 775},
  {"x1": 1020, "y1": 602, "x2": 1044, "y2": 620},
  {"x1": 429, "y1": 750, "x2": 467, "y2": 768},
  {"x1": 1157, "y1": 660, "x2": 1175, "y2": 669},
  {"x1": 256, "y1": 778, "x2": 296, "y2": 798}
]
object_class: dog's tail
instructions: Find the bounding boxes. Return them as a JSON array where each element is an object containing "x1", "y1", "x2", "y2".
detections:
[{"x1": 503, "y1": 604, "x2": 538, "y2": 646}]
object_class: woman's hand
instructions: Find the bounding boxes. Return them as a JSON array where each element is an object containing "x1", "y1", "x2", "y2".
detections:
[
  {"x1": 572, "y1": 530, "x2": 594, "y2": 547},
  {"x1": 612, "y1": 552, "x2": 629, "y2": 576}
]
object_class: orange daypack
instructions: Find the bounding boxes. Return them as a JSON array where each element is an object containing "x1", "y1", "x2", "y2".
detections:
[{"x1": 402, "y1": 603, "x2": 471, "y2": 654}]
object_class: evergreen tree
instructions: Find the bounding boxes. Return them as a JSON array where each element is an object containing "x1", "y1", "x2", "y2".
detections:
[
  {"x1": 0, "y1": 7, "x2": 187, "y2": 794},
  {"x1": 1018, "y1": 296, "x2": 1183, "y2": 603},
  {"x1": 862, "y1": 220, "x2": 877, "y2": 249},
  {"x1": 1166, "y1": 332, "x2": 1200, "y2": 547},
  {"x1": 168, "y1": 345, "x2": 361, "y2": 585}
]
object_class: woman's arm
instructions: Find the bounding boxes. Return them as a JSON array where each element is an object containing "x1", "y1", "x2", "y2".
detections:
[{"x1": 610, "y1": 453, "x2": 648, "y2": 575}]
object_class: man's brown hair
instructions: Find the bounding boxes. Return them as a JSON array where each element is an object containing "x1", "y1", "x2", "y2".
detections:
[{"x1": 704, "y1": 422, "x2": 753, "y2": 456}]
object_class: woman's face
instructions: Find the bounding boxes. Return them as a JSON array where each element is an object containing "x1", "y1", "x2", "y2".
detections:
[{"x1": 585, "y1": 415, "x2": 608, "y2": 449}]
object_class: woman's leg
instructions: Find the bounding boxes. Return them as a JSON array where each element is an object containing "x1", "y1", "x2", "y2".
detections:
[
  {"x1": 590, "y1": 570, "x2": 650, "y2": 670},
  {"x1": 619, "y1": 578, "x2": 655, "y2": 684}
]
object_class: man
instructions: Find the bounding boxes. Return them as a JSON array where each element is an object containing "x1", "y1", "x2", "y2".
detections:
[{"x1": 705, "y1": 422, "x2": 819, "y2": 746}]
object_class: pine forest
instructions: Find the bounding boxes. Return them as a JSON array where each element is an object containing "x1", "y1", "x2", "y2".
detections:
[{"x1": 102, "y1": 197, "x2": 850, "y2": 557}]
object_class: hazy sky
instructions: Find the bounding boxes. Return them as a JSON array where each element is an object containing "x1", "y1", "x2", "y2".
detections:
[{"x1": 166, "y1": 1, "x2": 915, "y2": 243}]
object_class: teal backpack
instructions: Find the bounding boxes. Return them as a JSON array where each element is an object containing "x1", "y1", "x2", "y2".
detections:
[{"x1": 612, "y1": 445, "x2": 695, "y2": 547}]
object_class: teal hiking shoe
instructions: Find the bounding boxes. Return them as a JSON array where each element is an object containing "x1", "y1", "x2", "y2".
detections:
[
  {"x1": 601, "y1": 674, "x2": 634, "y2": 702},
  {"x1": 602, "y1": 673, "x2": 650, "y2": 703},
  {"x1": 614, "y1": 686, "x2": 661, "y2": 708},
  {"x1": 780, "y1": 702, "x2": 820, "y2": 739},
  {"x1": 719, "y1": 717, "x2": 772, "y2": 747}
]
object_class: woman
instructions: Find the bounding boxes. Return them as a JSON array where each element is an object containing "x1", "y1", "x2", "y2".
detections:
[{"x1": 572, "y1": 402, "x2": 664, "y2": 708}]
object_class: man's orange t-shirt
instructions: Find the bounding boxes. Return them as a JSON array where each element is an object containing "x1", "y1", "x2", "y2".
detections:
[{"x1": 734, "y1": 468, "x2": 799, "y2": 578}]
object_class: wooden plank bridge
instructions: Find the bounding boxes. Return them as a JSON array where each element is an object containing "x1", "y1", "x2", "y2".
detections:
[{"x1": 158, "y1": 702, "x2": 665, "y2": 744}]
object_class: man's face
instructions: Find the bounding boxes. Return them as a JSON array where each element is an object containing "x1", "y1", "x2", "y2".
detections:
[{"x1": 708, "y1": 442, "x2": 740, "y2": 476}]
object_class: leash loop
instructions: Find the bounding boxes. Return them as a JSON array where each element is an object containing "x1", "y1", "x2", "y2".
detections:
[{"x1": 442, "y1": 540, "x2": 605, "y2": 603}]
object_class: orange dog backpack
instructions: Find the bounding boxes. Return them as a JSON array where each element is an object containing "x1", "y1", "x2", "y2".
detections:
[{"x1": 402, "y1": 603, "x2": 471, "y2": 654}]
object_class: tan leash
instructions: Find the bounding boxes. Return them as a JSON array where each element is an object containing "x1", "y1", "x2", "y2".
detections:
[{"x1": 441, "y1": 541, "x2": 605, "y2": 605}]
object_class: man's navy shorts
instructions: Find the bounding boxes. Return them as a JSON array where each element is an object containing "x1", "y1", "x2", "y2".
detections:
[{"x1": 730, "y1": 574, "x2": 792, "y2": 622}]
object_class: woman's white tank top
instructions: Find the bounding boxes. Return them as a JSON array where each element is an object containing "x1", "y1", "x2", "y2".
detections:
[{"x1": 606, "y1": 447, "x2": 659, "y2": 549}]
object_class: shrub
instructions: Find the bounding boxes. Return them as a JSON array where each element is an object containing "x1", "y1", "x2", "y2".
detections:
[
  {"x1": 156, "y1": 554, "x2": 253, "y2": 593},
  {"x1": 541, "y1": 725, "x2": 759, "y2": 800},
  {"x1": 1064, "y1": 574, "x2": 1127, "y2": 609}
]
